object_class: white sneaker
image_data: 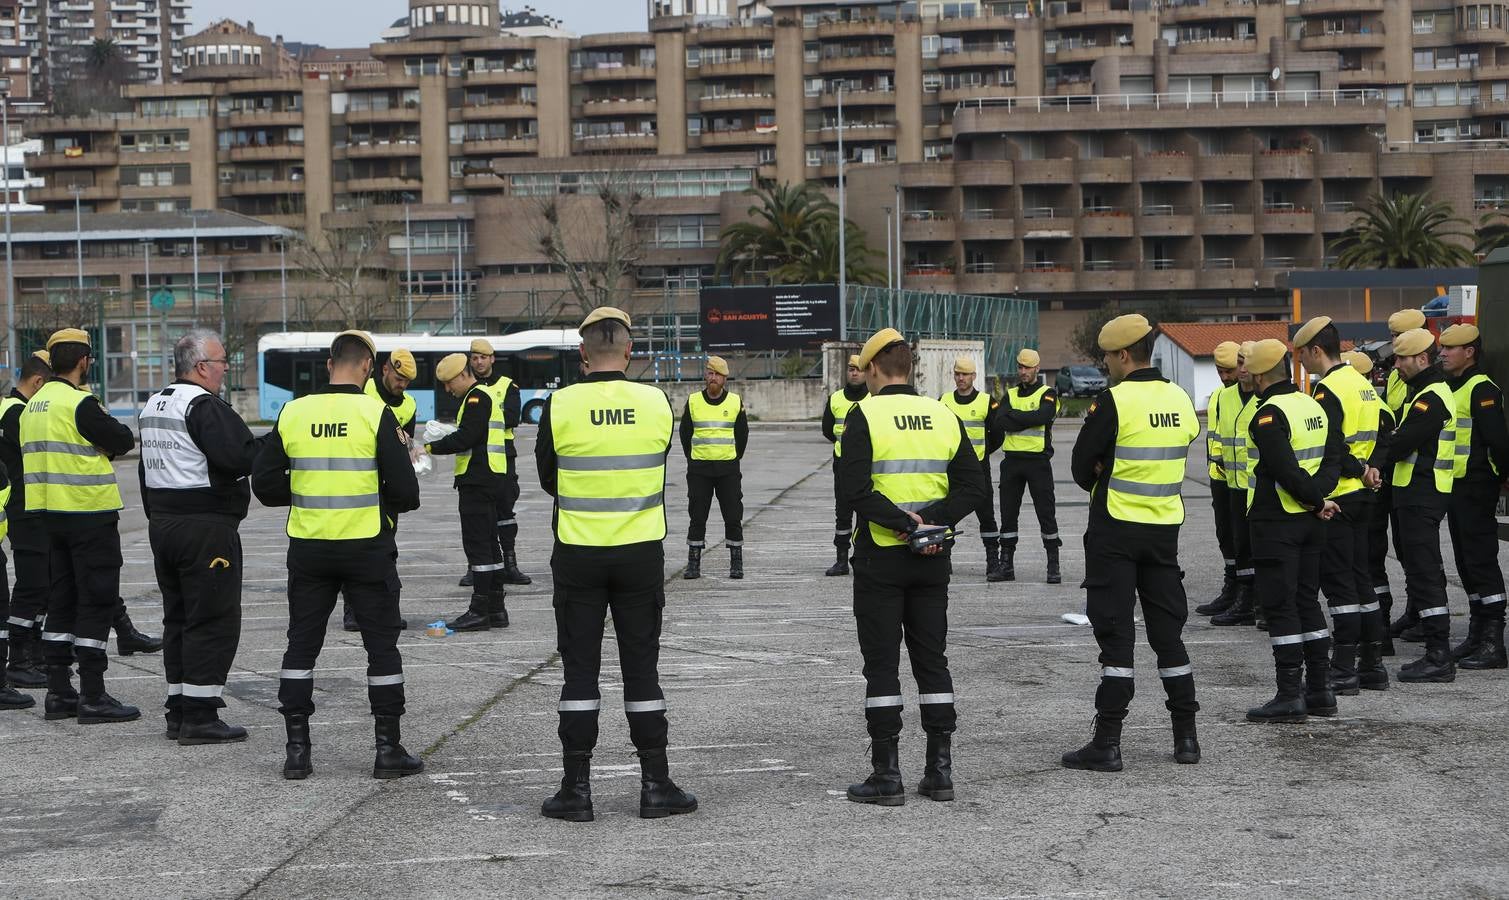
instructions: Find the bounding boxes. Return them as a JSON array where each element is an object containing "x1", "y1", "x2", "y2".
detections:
[{"x1": 1061, "y1": 612, "x2": 1090, "y2": 626}]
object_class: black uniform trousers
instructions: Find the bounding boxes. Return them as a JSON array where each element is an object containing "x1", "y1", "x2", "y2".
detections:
[
  {"x1": 7, "y1": 512, "x2": 49, "y2": 626},
  {"x1": 552, "y1": 543, "x2": 669, "y2": 754},
  {"x1": 1367, "y1": 483, "x2": 1396, "y2": 616},
  {"x1": 1252, "y1": 515, "x2": 1331, "y2": 670},
  {"x1": 1227, "y1": 484, "x2": 1255, "y2": 586},
  {"x1": 41, "y1": 517, "x2": 122, "y2": 696},
  {"x1": 970, "y1": 458, "x2": 999, "y2": 541},
  {"x1": 1321, "y1": 491, "x2": 1383, "y2": 645},
  {"x1": 1211, "y1": 478, "x2": 1235, "y2": 577},
  {"x1": 150, "y1": 515, "x2": 243, "y2": 717},
  {"x1": 459, "y1": 482, "x2": 504, "y2": 596},
  {"x1": 852, "y1": 551, "x2": 956, "y2": 740},
  {"x1": 686, "y1": 460, "x2": 744, "y2": 546},
  {"x1": 494, "y1": 471, "x2": 520, "y2": 555},
  {"x1": 999, "y1": 455, "x2": 1060, "y2": 548},
  {"x1": 279, "y1": 539, "x2": 405, "y2": 718},
  {"x1": 1396, "y1": 503, "x2": 1451, "y2": 645},
  {"x1": 832, "y1": 456, "x2": 853, "y2": 550},
  {"x1": 1448, "y1": 478, "x2": 1507, "y2": 622},
  {"x1": 1083, "y1": 523, "x2": 1197, "y2": 723}
]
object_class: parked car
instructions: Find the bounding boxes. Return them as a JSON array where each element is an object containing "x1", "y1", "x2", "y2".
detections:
[{"x1": 1055, "y1": 365, "x2": 1108, "y2": 398}]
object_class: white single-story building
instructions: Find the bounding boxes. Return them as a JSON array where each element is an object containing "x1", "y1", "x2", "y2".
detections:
[{"x1": 1153, "y1": 322, "x2": 1291, "y2": 412}]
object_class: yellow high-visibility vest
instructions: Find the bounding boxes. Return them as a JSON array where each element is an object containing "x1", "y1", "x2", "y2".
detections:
[
  {"x1": 364, "y1": 377, "x2": 417, "y2": 432},
  {"x1": 20, "y1": 380, "x2": 122, "y2": 514},
  {"x1": 455, "y1": 383, "x2": 509, "y2": 477},
  {"x1": 1210, "y1": 382, "x2": 1243, "y2": 485},
  {"x1": 1391, "y1": 381, "x2": 1455, "y2": 494},
  {"x1": 551, "y1": 380, "x2": 671, "y2": 547},
  {"x1": 1315, "y1": 363, "x2": 1382, "y2": 499},
  {"x1": 277, "y1": 392, "x2": 386, "y2": 540},
  {"x1": 1386, "y1": 369, "x2": 1408, "y2": 416},
  {"x1": 1100, "y1": 380, "x2": 1200, "y2": 524},
  {"x1": 999, "y1": 385, "x2": 1052, "y2": 455},
  {"x1": 830, "y1": 389, "x2": 861, "y2": 458},
  {"x1": 1228, "y1": 392, "x2": 1260, "y2": 493},
  {"x1": 939, "y1": 389, "x2": 991, "y2": 460},
  {"x1": 484, "y1": 374, "x2": 517, "y2": 444},
  {"x1": 1451, "y1": 372, "x2": 1500, "y2": 480},
  {"x1": 860, "y1": 393, "x2": 960, "y2": 547},
  {"x1": 1249, "y1": 391, "x2": 1328, "y2": 514},
  {"x1": 688, "y1": 390, "x2": 740, "y2": 462}
]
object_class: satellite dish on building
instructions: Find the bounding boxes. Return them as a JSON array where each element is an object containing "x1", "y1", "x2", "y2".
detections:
[{"x1": 1270, "y1": 67, "x2": 1282, "y2": 81}]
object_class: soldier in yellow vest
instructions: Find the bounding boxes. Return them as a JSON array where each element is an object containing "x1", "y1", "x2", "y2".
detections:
[
  {"x1": 1347, "y1": 349, "x2": 1402, "y2": 654},
  {"x1": 0, "y1": 454, "x2": 24, "y2": 710},
  {"x1": 1294, "y1": 318, "x2": 1391, "y2": 694},
  {"x1": 425, "y1": 353, "x2": 511, "y2": 632},
  {"x1": 1242, "y1": 338, "x2": 1344, "y2": 723},
  {"x1": 535, "y1": 306, "x2": 696, "y2": 822},
  {"x1": 1381, "y1": 308, "x2": 1425, "y2": 643},
  {"x1": 462, "y1": 337, "x2": 530, "y2": 587},
  {"x1": 1439, "y1": 324, "x2": 1509, "y2": 669},
  {"x1": 1197, "y1": 341, "x2": 1241, "y2": 614},
  {"x1": 939, "y1": 355, "x2": 1001, "y2": 578},
  {"x1": 348, "y1": 348, "x2": 418, "y2": 632},
  {"x1": 1, "y1": 351, "x2": 52, "y2": 690},
  {"x1": 837, "y1": 328, "x2": 987, "y2": 806},
  {"x1": 1064, "y1": 315, "x2": 1201, "y2": 772},
  {"x1": 252, "y1": 330, "x2": 423, "y2": 780},
  {"x1": 1211, "y1": 341, "x2": 1262, "y2": 627},
  {"x1": 680, "y1": 355, "x2": 748, "y2": 580},
  {"x1": 24, "y1": 329, "x2": 139, "y2": 723},
  {"x1": 1385, "y1": 327, "x2": 1457, "y2": 683},
  {"x1": 821, "y1": 355, "x2": 867, "y2": 576},
  {"x1": 989, "y1": 348, "x2": 1062, "y2": 584}
]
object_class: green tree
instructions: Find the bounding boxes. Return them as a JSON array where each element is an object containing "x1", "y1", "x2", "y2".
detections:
[
  {"x1": 52, "y1": 39, "x2": 138, "y2": 115},
  {"x1": 1476, "y1": 209, "x2": 1509, "y2": 256},
  {"x1": 716, "y1": 180, "x2": 884, "y2": 286},
  {"x1": 1329, "y1": 192, "x2": 1476, "y2": 269},
  {"x1": 1069, "y1": 302, "x2": 1119, "y2": 362}
]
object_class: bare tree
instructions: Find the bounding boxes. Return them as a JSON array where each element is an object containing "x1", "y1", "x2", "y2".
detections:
[
  {"x1": 287, "y1": 211, "x2": 400, "y2": 330},
  {"x1": 531, "y1": 155, "x2": 648, "y2": 318}
]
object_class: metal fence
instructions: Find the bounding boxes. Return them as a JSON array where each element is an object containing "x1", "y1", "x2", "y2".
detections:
[{"x1": 848, "y1": 285, "x2": 1038, "y2": 378}]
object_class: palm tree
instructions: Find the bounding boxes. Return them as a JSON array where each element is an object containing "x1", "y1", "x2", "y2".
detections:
[
  {"x1": 1476, "y1": 209, "x2": 1509, "y2": 256},
  {"x1": 716, "y1": 180, "x2": 884, "y2": 286},
  {"x1": 1329, "y1": 192, "x2": 1476, "y2": 269}
]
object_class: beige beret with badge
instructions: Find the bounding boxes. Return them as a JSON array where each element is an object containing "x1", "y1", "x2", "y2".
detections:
[
  {"x1": 1097, "y1": 314, "x2": 1152, "y2": 352},
  {"x1": 581, "y1": 306, "x2": 631, "y2": 330},
  {"x1": 1017, "y1": 348, "x2": 1041, "y2": 368},
  {"x1": 1341, "y1": 350, "x2": 1373, "y2": 375},
  {"x1": 1392, "y1": 327, "x2": 1435, "y2": 358},
  {"x1": 1245, "y1": 338, "x2": 1289, "y2": 376},
  {"x1": 856, "y1": 328, "x2": 907, "y2": 368},
  {"x1": 706, "y1": 355, "x2": 729, "y2": 376},
  {"x1": 435, "y1": 352, "x2": 469, "y2": 384},
  {"x1": 1388, "y1": 309, "x2": 1426, "y2": 335},
  {"x1": 389, "y1": 348, "x2": 417, "y2": 380},
  {"x1": 1291, "y1": 316, "x2": 1332, "y2": 349},
  {"x1": 1213, "y1": 341, "x2": 1240, "y2": 369},
  {"x1": 1439, "y1": 323, "x2": 1480, "y2": 347},
  {"x1": 469, "y1": 337, "x2": 494, "y2": 356},
  {"x1": 847, "y1": 354, "x2": 862, "y2": 369},
  {"x1": 47, "y1": 328, "x2": 90, "y2": 351},
  {"x1": 953, "y1": 355, "x2": 977, "y2": 374},
  {"x1": 334, "y1": 329, "x2": 376, "y2": 357}
]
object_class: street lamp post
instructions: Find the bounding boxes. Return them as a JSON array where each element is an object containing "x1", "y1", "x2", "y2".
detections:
[
  {"x1": 278, "y1": 237, "x2": 288, "y2": 332},
  {"x1": 883, "y1": 206, "x2": 892, "y2": 291},
  {"x1": 836, "y1": 84, "x2": 847, "y2": 341},
  {"x1": 191, "y1": 211, "x2": 200, "y2": 322},
  {"x1": 70, "y1": 184, "x2": 83, "y2": 293},
  {"x1": 0, "y1": 77, "x2": 14, "y2": 378}
]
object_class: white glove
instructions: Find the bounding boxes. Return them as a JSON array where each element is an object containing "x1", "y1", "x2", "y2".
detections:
[
  {"x1": 422, "y1": 419, "x2": 457, "y2": 444},
  {"x1": 412, "y1": 452, "x2": 434, "y2": 476}
]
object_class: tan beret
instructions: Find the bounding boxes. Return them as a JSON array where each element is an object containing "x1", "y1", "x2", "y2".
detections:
[
  {"x1": 388, "y1": 348, "x2": 417, "y2": 380},
  {"x1": 47, "y1": 328, "x2": 90, "y2": 351},
  {"x1": 581, "y1": 306, "x2": 631, "y2": 330},
  {"x1": 1238, "y1": 341, "x2": 1257, "y2": 359},
  {"x1": 32, "y1": 350, "x2": 50, "y2": 366},
  {"x1": 1213, "y1": 341, "x2": 1240, "y2": 369},
  {"x1": 1245, "y1": 338, "x2": 1289, "y2": 376},
  {"x1": 1098, "y1": 314, "x2": 1152, "y2": 352},
  {"x1": 953, "y1": 355, "x2": 977, "y2": 374},
  {"x1": 1017, "y1": 349, "x2": 1040, "y2": 368},
  {"x1": 435, "y1": 352, "x2": 469, "y2": 383},
  {"x1": 334, "y1": 329, "x2": 375, "y2": 357},
  {"x1": 856, "y1": 328, "x2": 907, "y2": 368},
  {"x1": 1292, "y1": 316, "x2": 1333, "y2": 349},
  {"x1": 706, "y1": 355, "x2": 729, "y2": 376},
  {"x1": 1392, "y1": 327, "x2": 1435, "y2": 358},
  {"x1": 1341, "y1": 350, "x2": 1373, "y2": 375},
  {"x1": 469, "y1": 337, "x2": 494, "y2": 356},
  {"x1": 1388, "y1": 309, "x2": 1426, "y2": 335},
  {"x1": 847, "y1": 354, "x2": 862, "y2": 369},
  {"x1": 1439, "y1": 323, "x2": 1480, "y2": 347}
]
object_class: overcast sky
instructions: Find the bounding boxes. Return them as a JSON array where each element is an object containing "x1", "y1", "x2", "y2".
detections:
[{"x1": 190, "y1": 1, "x2": 649, "y2": 46}]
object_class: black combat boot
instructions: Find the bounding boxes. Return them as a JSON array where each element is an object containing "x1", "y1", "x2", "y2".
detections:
[
  {"x1": 917, "y1": 732, "x2": 954, "y2": 801},
  {"x1": 77, "y1": 692, "x2": 141, "y2": 725},
  {"x1": 683, "y1": 546, "x2": 702, "y2": 580},
  {"x1": 178, "y1": 711, "x2": 248, "y2": 746},
  {"x1": 1358, "y1": 642, "x2": 1390, "y2": 691},
  {"x1": 540, "y1": 751, "x2": 594, "y2": 822},
  {"x1": 43, "y1": 665, "x2": 77, "y2": 720},
  {"x1": 0, "y1": 678, "x2": 33, "y2": 710},
  {"x1": 1253, "y1": 598, "x2": 1268, "y2": 633},
  {"x1": 458, "y1": 570, "x2": 473, "y2": 588},
  {"x1": 283, "y1": 714, "x2": 312, "y2": 780},
  {"x1": 637, "y1": 748, "x2": 697, "y2": 818},
  {"x1": 1061, "y1": 715, "x2": 1123, "y2": 772},
  {"x1": 1400, "y1": 638, "x2": 1457, "y2": 683},
  {"x1": 729, "y1": 546, "x2": 744, "y2": 580},
  {"x1": 1172, "y1": 717, "x2": 1200, "y2": 764},
  {"x1": 165, "y1": 708, "x2": 182, "y2": 740},
  {"x1": 5, "y1": 627, "x2": 46, "y2": 688},
  {"x1": 501, "y1": 552, "x2": 532, "y2": 586},
  {"x1": 847, "y1": 737, "x2": 904, "y2": 804},
  {"x1": 114, "y1": 605, "x2": 162, "y2": 655},
  {"x1": 1196, "y1": 576, "x2": 1237, "y2": 616},
  {"x1": 988, "y1": 545, "x2": 1016, "y2": 583},
  {"x1": 1210, "y1": 584, "x2": 1255, "y2": 626},
  {"x1": 342, "y1": 605, "x2": 359, "y2": 632},
  {"x1": 1304, "y1": 656, "x2": 1338, "y2": 717},
  {"x1": 1046, "y1": 545, "x2": 1062, "y2": 585},
  {"x1": 1460, "y1": 618, "x2": 1508, "y2": 670},
  {"x1": 487, "y1": 586, "x2": 510, "y2": 629},
  {"x1": 825, "y1": 544, "x2": 850, "y2": 577},
  {"x1": 1328, "y1": 643, "x2": 1360, "y2": 696},
  {"x1": 1247, "y1": 666, "x2": 1307, "y2": 723},
  {"x1": 373, "y1": 715, "x2": 424, "y2": 779},
  {"x1": 446, "y1": 595, "x2": 492, "y2": 632},
  {"x1": 984, "y1": 539, "x2": 1000, "y2": 578},
  {"x1": 1451, "y1": 613, "x2": 1485, "y2": 661}
]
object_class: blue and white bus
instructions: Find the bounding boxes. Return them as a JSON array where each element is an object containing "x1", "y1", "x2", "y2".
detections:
[{"x1": 257, "y1": 330, "x2": 581, "y2": 423}]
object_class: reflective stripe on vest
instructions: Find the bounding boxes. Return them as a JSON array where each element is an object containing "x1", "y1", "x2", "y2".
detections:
[
  {"x1": 861, "y1": 393, "x2": 960, "y2": 547},
  {"x1": 0, "y1": 482, "x2": 9, "y2": 541},
  {"x1": 1205, "y1": 384, "x2": 1224, "y2": 482},
  {"x1": 1228, "y1": 392, "x2": 1260, "y2": 492},
  {"x1": 999, "y1": 385, "x2": 1052, "y2": 455},
  {"x1": 486, "y1": 374, "x2": 517, "y2": 443},
  {"x1": 364, "y1": 377, "x2": 417, "y2": 432},
  {"x1": 277, "y1": 393, "x2": 386, "y2": 540},
  {"x1": 551, "y1": 380, "x2": 671, "y2": 547},
  {"x1": 939, "y1": 390, "x2": 992, "y2": 460},
  {"x1": 830, "y1": 389, "x2": 861, "y2": 458},
  {"x1": 1391, "y1": 381, "x2": 1455, "y2": 494},
  {"x1": 1102, "y1": 380, "x2": 1199, "y2": 524},
  {"x1": 1250, "y1": 391, "x2": 1328, "y2": 514},
  {"x1": 454, "y1": 383, "x2": 509, "y2": 477},
  {"x1": 140, "y1": 382, "x2": 211, "y2": 491},
  {"x1": 1450, "y1": 373, "x2": 1499, "y2": 480},
  {"x1": 0, "y1": 396, "x2": 24, "y2": 509},
  {"x1": 688, "y1": 390, "x2": 740, "y2": 462},
  {"x1": 20, "y1": 380, "x2": 122, "y2": 513},
  {"x1": 1316, "y1": 364, "x2": 1382, "y2": 499},
  {"x1": 1386, "y1": 369, "x2": 1408, "y2": 416},
  {"x1": 1211, "y1": 382, "x2": 1244, "y2": 485}
]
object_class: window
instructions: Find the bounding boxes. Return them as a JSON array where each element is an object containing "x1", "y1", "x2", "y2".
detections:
[
  {"x1": 806, "y1": 147, "x2": 823, "y2": 168},
  {"x1": 686, "y1": 47, "x2": 700, "y2": 67},
  {"x1": 923, "y1": 72, "x2": 941, "y2": 93},
  {"x1": 921, "y1": 35, "x2": 940, "y2": 59}
]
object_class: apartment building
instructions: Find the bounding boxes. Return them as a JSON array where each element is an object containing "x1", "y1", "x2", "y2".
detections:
[
  {"x1": 23, "y1": 0, "x2": 1509, "y2": 365},
  {"x1": 0, "y1": 0, "x2": 191, "y2": 96}
]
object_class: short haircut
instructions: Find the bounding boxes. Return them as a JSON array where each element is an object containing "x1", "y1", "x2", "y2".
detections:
[
  {"x1": 19, "y1": 355, "x2": 51, "y2": 382},
  {"x1": 1462, "y1": 338, "x2": 1484, "y2": 363},
  {"x1": 331, "y1": 333, "x2": 374, "y2": 368},
  {"x1": 1123, "y1": 331, "x2": 1156, "y2": 365},
  {"x1": 581, "y1": 319, "x2": 630, "y2": 358},
  {"x1": 50, "y1": 342, "x2": 89, "y2": 377},
  {"x1": 173, "y1": 328, "x2": 220, "y2": 378},
  {"x1": 872, "y1": 341, "x2": 913, "y2": 378},
  {"x1": 1310, "y1": 323, "x2": 1342, "y2": 359}
]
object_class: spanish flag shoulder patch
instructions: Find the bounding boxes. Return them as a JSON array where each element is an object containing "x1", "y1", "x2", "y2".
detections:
[
  {"x1": 1413, "y1": 400, "x2": 1430, "y2": 412},
  {"x1": 1481, "y1": 397, "x2": 1498, "y2": 408},
  {"x1": 467, "y1": 395, "x2": 481, "y2": 405},
  {"x1": 1257, "y1": 414, "x2": 1275, "y2": 426}
]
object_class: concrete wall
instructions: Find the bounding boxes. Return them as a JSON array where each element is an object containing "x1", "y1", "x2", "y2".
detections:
[{"x1": 660, "y1": 378, "x2": 829, "y2": 422}]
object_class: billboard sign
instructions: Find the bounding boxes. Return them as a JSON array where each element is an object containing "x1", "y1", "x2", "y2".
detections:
[{"x1": 699, "y1": 284, "x2": 840, "y2": 351}]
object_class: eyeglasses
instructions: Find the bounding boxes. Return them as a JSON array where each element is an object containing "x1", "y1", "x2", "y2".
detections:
[{"x1": 198, "y1": 358, "x2": 229, "y2": 366}]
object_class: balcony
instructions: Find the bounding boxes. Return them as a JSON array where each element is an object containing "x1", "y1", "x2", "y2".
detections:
[
  {"x1": 29, "y1": 149, "x2": 118, "y2": 168},
  {"x1": 224, "y1": 109, "x2": 303, "y2": 128},
  {"x1": 1050, "y1": 40, "x2": 1132, "y2": 65},
  {"x1": 224, "y1": 143, "x2": 304, "y2": 162},
  {"x1": 1136, "y1": 153, "x2": 1194, "y2": 181},
  {"x1": 577, "y1": 64, "x2": 656, "y2": 83},
  {"x1": 1198, "y1": 204, "x2": 1256, "y2": 234},
  {"x1": 223, "y1": 178, "x2": 304, "y2": 197},
  {"x1": 954, "y1": 159, "x2": 1013, "y2": 185},
  {"x1": 959, "y1": 210, "x2": 1015, "y2": 240},
  {"x1": 1139, "y1": 265, "x2": 1197, "y2": 291},
  {"x1": 954, "y1": 90, "x2": 1386, "y2": 135},
  {"x1": 345, "y1": 176, "x2": 422, "y2": 193},
  {"x1": 899, "y1": 162, "x2": 954, "y2": 188},
  {"x1": 1020, "y1": 208, "x2": 1075, "y2": 237},
  {"x1": 1196, "y1": 154, "x2": 1253, "y2": 181},
  {"x1": 958, "y1": 268, "x2": 1016, "y2": 294},
  {"x1": 1379, "y1": 151, "x2": 1434, "y2": 179},
  {"x1": 901, "y1": 264, "x2": 957, "y2": 291},
  {"x1": 1298, "y1": 29, "x2": 1386, "y2": 51},
  {"x1": 699, "y1": 58, "x2": 774, "y2": 78},
  {"x1": 1078, "y1": 265, "x2": 1138, "y2": 293},
  {"x1": 1014, "y1": 158, "x2": 1073, "y2": 184},
  {"x1": 1157, "y1": 0, "x2": 1258, "y2": 23},
  {"x1": 816, "y1": 18, "x2": 895, "y2": 38},
  {"x1": 460, "y1": 137, "x2": 538, "y2": 155},
  {"x1": 1259, "y1": 203, "x2": 1316, "y2": 233},
  {"x1": 1299, "y1": 0, "x2": 1383, "y2": 12},
  {"x1": 936, "y1": 14, "x2": 1020, "y2": 34},
  {"x1": 937, "y1": 46, "x2": 1015, "y2": 69},
  {"x1": 463, "y1": 102, "x2": 539, "y2": 121},
  {"x1": 343, "y1": 106, "x2": 421, "y2": 125},
  {"x1": 1171, "y1": 36, "x2": 1257, "y2": 55},
  {"x1": 1047, "y1": 8, "x2": 1134, "y2": 29},
  {"x1": 939, "y1": 84, "x2": 1017, "y2": 106},
  {"x1": 900, "y1": 211, "x2": 956, "y2": 242},
  {"x1": 343, "y1": 140, "x2": 422, "y2": 159},
  {"x1": 820, "y1": 123, "x2": 896, "y2": 142},
  {"x1": 1075, "y1": 157, "x2": 1132, "y2": 183},
  {"x1": 32, "y1": 183, "x2": 117, "y2": 203},
  {"x1": 1318, "y1": 203, "x2": 1360, "y2": 233},
  {"x1": 464, "y1": 69, "x2": 537, "y2": 86},
  {"x1": 1017, "y1": 265, "x2": 1076, "y2": 293},
  {"x1": 817, "y1": 52, "x2": 897, "y2": 75},
  {"x1": 1254, "y1": 150, "x2": 1316, "y2": 180},
  {"x1": 29, "y1": 113, "x2": 134, "y2": 133},
  {"x1": 572, "y1": 133, "x2": 658, "y2": 152},
  {"x1": 697, "y1": 129, "x2": 776, "y2": 148},
  {"x1": 1138, "y1": 206, "x2": 1195, "y2": 236},
  {"x1": 1079, "y1": 208, "x2": 1134, "y2": 238},
  {"x1": 1198, "y1": 260, "x2": 1258, "y2": 290},
  {"x1": 697, "y1": 94, "x2": 775, "y2": 113},
  {"x1": 1338, "y1": 66, "x2": 1387, "y2": 86},
  {"x1": 819, "y1": 88, "x2": 895, "y2": 108},
  {"x1": 1317, "y1": 151, "x2": 1374, "y2": 179}
]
